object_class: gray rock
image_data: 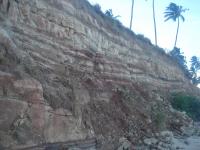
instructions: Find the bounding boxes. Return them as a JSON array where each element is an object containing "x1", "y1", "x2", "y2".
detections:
[
  {"x1": 117, "y1": 137, "x2": 132, "y2": 150},
  {"x1": 144, "y1": 138, "x2": 158, "y2": 145}
]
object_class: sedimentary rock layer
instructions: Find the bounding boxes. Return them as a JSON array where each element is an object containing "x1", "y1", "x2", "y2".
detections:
[{"x1": 0, "y1": 0, "x2": 199, "y2": 149}]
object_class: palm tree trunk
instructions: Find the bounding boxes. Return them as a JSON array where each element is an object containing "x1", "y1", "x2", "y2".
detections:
[
  {"x1": 174, "y1": 17, "x2": 179, "y2": 48},
  {"x1": 152, "y1": 0, "x2": 157, "y2": 46},
  {"x1": 130, "y1": 0, "x2": 134, "y2": 30}
]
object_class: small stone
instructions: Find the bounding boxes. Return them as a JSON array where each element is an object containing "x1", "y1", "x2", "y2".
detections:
[
  {"x1": 144, "y1": 138, "x2": 158, "y2": 145},
  {"x1": 184, "y1": 140, "x2": 189, "y2": 145},
  {"x1": 118, "y1": 137, "x2": 131, "y2": 150},
  {"x1": 160, "y1": 131, "x2": 173, "y2": 137}
]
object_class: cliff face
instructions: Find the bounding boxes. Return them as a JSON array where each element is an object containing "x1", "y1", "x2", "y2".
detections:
[{"x1": 0, "y1": 0, "x2": 199, "y2": 149}]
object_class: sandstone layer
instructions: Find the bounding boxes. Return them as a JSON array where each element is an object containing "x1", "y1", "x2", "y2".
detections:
[{"x1": 0, "y1": 0, "x2": 199, "y2": 149}]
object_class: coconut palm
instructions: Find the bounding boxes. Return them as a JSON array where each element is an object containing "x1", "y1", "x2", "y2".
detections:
[
  {"x1": 130, "y1": 0, "x2": 134, "y2": 30},
  {"x1": 164, "y1": 3, "x2": 188, "y2": 48},
  {"x1": 152, "y1": 0, "x2": 157, "y2": 46},
  {"x1": 145, "y1": 0, "x2": 157, "y2": 45}
]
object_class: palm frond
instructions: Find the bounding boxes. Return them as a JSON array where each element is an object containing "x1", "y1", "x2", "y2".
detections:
[
  {"x1": 164, "y1": 2, "x2": 188, "y2": 23},
  {"x1": 164, "y1": 17, "x2": 171, "y2": 22},
  {"x1": 164, "y1": 11, "x2": 173, "y2": 15},
  {"x1": 180, "y1": 15, "x2": 185, "y2": 22}
]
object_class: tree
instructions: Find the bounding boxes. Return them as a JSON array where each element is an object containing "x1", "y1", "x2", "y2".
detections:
[
  {"x1": 93, "y1": 4, "x2": 103, "y2": 14},
  {"x1": 146, "y1": 0, "x2": 157, "y2": 45},
  {"x1": 105, "y1": 9, "x2": 120, "y2": 19},
  {"x1": 191, "y1": 56, "x2": 200, "y2": 70},
  {"x1": 190, "y1": 56, "x2": 200, "y2": 85},
  {"x1": 130, "y1": 0, "x2": 134, "y2": 30},
  {"x1": 169, "y1": 47, "x2": 187, "y2": 69},
  {"x1": 169, "y1": 48, "x2": 200, "y2": 86},
  {"x1": 164, "y1": 3, "x2": 188, "y2": 48},
  {"x1": 152, "y1": 0, "x2": 157, "y2": 46}
]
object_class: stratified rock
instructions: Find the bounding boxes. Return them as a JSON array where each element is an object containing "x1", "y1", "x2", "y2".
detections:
[{"x1": 0, "y1": 0, "x2": 199, "y2": 149}]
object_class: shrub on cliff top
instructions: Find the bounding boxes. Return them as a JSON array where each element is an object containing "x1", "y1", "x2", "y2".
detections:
[
  {"x1": 137, "y1": 34, "x2": 152, "y2": 45},
  {"x1": 105, "y1": 9, "x2": 120, "y2": 20},
  {"x1": 171, "y1": 93, "x2": 200, "y2": 121},
  {"x1": 93, "y1": 4, "x2": 104, "y2": 16},
  {"x1": 92, "y1": 3, "x2": 123, "y2": 30}
]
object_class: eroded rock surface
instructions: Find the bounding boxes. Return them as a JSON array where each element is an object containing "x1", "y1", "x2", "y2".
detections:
[{"x1": 0, "y1": 0, "x2": 199, "y2": 149}]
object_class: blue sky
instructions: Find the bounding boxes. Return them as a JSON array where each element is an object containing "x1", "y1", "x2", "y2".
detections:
[{"x1": 88, "y1": 0, "x2": 200, "y2": 63}]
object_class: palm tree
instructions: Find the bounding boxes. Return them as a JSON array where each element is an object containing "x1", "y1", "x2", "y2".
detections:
[
  {"x1": 152, "y1": 0, "x2": 157, "y2": 46},
  {"x1": 130, "y1": 0, "x2": 134, "y2": 30},
  {"x1": 145, "y1": 0, "x2": 157, "y2": 46},
  {"x1": 164, "y1": 3, "x2": 188, "y2": 48}
]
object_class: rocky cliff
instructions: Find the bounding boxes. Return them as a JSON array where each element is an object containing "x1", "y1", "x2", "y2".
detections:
[{"x1": 0, "y1": 0, "x2": 199, "y2": 149}]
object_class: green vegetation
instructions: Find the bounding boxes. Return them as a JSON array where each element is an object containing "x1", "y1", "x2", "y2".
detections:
[
  {"x1": 93, "y1": 4, "x2": 104, "y2": 16},
  {"x1": 137, "y1": 34, "x2": 152, "y2": 45},
  {"x1": 164, "y1": 3, "x2": 188, "y2": 48},
  {"x1": 93, "y1": 4, "x2": 123, "y2": 29},
  {"x1": 169, "y1": 47, "x2": 200, "y2": 86},
  {"x1": 92, "y1": 2, "x2": 199, "y2": 86},
  {"x1": 105, "y1": 9, "x2": 120, "y2": 19},
  {"x1": 171, "y1": 93, "x2": 200, "y2": 121},
  {"x1": 151, "y1": 102, "x2": 166, "y2": 130},
  {"x1": 154, "y1": 110, "x2": 166, "y2": 130},
  {"x1": 93, "y1": 4, "x2": 101, "y2": 13},
  {"x1": 190, "y1": 56, "x2": 200, "y2": 85},
  {"x1": 169, "y1": 47, "x2": 187, "y2": 70}
]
